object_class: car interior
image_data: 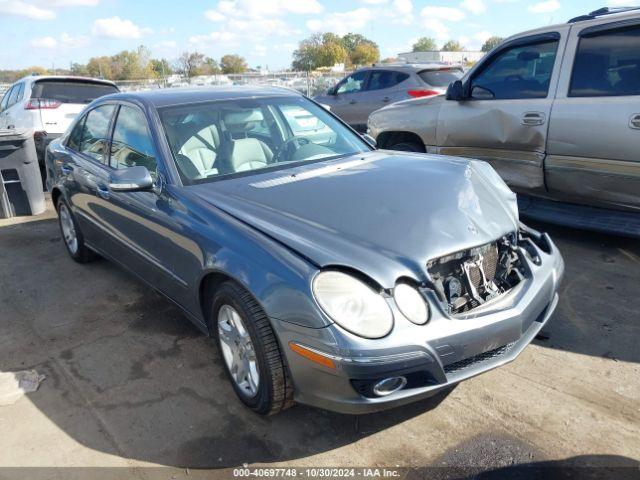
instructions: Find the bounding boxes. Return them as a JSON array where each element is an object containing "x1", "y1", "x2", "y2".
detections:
[{"x1": 160, "y1": 99, "x2": 367, "y2": 183}]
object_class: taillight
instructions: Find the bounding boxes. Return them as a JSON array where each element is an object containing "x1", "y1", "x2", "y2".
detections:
[
  {"x1": 407, "y1": 89, "x2": 441, "y2": 98},
  {"x1": 25, "y1": 98, "x2": 61, "y2": 110}
]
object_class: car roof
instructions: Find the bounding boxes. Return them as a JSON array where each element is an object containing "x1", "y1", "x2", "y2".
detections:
[
  {"x1": 502, "y1": 8, "x2": 639, "y2": 41},
  {"x1": 99, "y1": 85, "x2": 302, "y2": 109},
  {"x1": 357, "y1": 63, "x2": 462, "y2": 73},
  {"x1": 16, "y1": 75, "x2": 117, "y2": 87}
]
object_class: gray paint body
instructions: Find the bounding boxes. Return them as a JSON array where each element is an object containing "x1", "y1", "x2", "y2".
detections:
[
  {"x1": 369, "y1": 11, "x2": 640, "y2": 213},
  {"x1": 46, "y1": 86, "x2": 564, "y2": 413}
]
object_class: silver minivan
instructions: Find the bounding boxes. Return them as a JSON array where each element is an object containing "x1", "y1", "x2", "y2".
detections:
[{"x1": 368, "y1": 7, "x2": 640, "y2": 234}]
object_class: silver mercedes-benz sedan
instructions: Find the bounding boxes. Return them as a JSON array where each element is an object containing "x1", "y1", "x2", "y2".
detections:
[{"x1": 46, "y1": 86, "x2": 564, "y2": 415}]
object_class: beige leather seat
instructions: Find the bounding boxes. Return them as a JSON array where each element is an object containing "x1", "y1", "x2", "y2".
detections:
[
  {"x1": 179, "y1": 125, "x2": 220, "y2": 177},
  {"x1": 229, "y1": 138, "x2": 273, "y2": 172}
]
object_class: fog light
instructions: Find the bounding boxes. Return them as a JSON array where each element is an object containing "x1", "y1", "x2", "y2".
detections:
[{"x1": 372, "y1": 376, "x2": 407, "y2": 396}]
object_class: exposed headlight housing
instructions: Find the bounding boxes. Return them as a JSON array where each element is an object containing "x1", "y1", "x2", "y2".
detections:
[
  {"x1": 312, "y1": 271, "x2": 393, "y2": 339},
  {"x1": 394, "y1": 283, "x2": 429, "y2": 325}
]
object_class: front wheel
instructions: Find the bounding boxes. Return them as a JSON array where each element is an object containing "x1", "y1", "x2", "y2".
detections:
[
  {"x1": 212, "y1": 281, "x2": 293, "y2": 415},
  {"x1": 56, "y1": 198, "x2": 96, "y2": 263}
]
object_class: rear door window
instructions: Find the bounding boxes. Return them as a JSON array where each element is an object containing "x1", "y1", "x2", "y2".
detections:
[
  {"x1": 31, "y1": 81, "x2": 118, "y2": 104},
  {"x1": 367, "y1": 71, "x2": 410, "y2": 91},
  {"x1": 79, "y1": 105, "x2": 116, "y2": 162},
  {"x1": 418, "y1": 69, "x2": 463, "y2": 87},
  {"x1": 67, "y1": 115, "x2": 87, "y2": 151},
  {"x1": 109, "y1": 105, "x2": 157, "y2": 173},
  {"x1": 570, "y1": 25, "x2": 640, "y2": 97}
]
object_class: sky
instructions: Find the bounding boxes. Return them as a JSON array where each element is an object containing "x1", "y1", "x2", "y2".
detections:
[{"x1": 0, "y1": 0, "x2": 638, "y2": 70}]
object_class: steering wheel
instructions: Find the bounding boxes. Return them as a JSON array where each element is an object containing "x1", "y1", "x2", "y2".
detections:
[{"x1": 273, "y1": 136, "x2": 311, "y2": 163}]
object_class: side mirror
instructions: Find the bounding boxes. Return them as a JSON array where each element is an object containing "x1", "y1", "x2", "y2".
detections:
[
  {"x1": 108, "y1": 166, "x2": 154, "y2": 192},
  {"x1": 446, "y1": 80, "x2": 465, "y2": 101},
  {"x1": 328, "y1": 86, "x2": 338, "y2": 96},
  {"x1": 361, "y1": 133, "x2": 376, "y2": 148}
]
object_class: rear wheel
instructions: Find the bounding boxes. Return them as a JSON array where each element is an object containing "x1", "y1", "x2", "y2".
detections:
[
  {"x1": 56, "y1": 198, "x2": 96, "y2": 263},
  {"x1": 212, "y1": 281, "x2": 293, "y2": 415},
  {"x1": 387, "y1": 141, "x2": 425, "y2": 152}
]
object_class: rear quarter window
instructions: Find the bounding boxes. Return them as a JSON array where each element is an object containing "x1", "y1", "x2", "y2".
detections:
[
  {"x1": 418, "y1": 69, "x2": 463, "y2": 87},
  {"x1": 31, "y1": 81, "x2": 118, "y2": 104}
]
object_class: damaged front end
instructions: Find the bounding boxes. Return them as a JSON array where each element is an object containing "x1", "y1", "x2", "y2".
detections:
[{"x1": 428, "y1": 227, "x2": 550, "y2": 315}]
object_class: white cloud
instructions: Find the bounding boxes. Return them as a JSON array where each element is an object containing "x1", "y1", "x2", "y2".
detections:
[
  {"x1": 204, "y1": 9, "x2": 225, "y2": 21},
  {"x1": 46, "y1": 0, "x2": 99, "y2": 5},
  {"x1": 393, "y1": 0, "x2": 412, "y2": 15},
  {"x1": 360, "y1": 0, "x2": 388, "y2": 3},
  {"x1": 205, "y1": 0, "x2": 322, "y2": 21},
  {"x1": 461, "y1": 0, "x2": 485, "y2": 15},
  {"x1": 423, "y1": 18, "x2": 449, "y2": 40},
  {"x1": 30, "y1": 32, "x2": 89, "y2": 49},
  {"x1": 30, "y1": 36, "x2": 57, "y2": 48},
  {"x1": 306, "y1": 8, "x2": 374, "y2": 35},
  {"x1": 91, "y1": 16, "x2": 152, "y2": 39},
  {"x1": 420, "y1": 6, "x2": 465, "y2": 21},
  {"x1": 527, "y1": 0, "x2": 561, "y2": 14},
  {"x1": 0, "y1": 0, "x2": 55, "y2": 20},
  {"x1": 607, "y1": 0, "x2": 639, "y2": 5}
]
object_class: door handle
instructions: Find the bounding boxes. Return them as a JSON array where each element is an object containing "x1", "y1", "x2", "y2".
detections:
[
  {"x1": 61, "y1": 165, "x2": 73, "y2": 175},
  {"x1": 349, "y1": 100, "x2": 357, "y2": 105},
  {"x1": 521, "y1": 112, "x2": 546, "y2": 126},
  {"x1": 382, "y1": 97, "x2": 391, "y2": 103},
  {"x1": 629, "y1": 114, "x2": 640, "y2": 130},
  {"x1": 96, "y1": 185, "x2": 110, "y2": 200}
]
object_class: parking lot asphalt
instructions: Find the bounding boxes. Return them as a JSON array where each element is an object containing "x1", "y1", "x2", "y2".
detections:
[{"x1": 0, "y1": 198, "x2": 638, "y2": 475}]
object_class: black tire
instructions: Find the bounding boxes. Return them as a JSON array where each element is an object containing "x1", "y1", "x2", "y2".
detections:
[
  {"x1": 388, "y1": 141, "x2": 425, "y2": 153},
  {"x1": 211, "y1": 281, "x2": 294, "y2": 415},
  {"x1": 56, "y1": 198, "x2": 96, "y2": 263}
]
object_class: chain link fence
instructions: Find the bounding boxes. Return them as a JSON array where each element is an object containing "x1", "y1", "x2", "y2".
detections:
[
  {"x1": 0, "y1": 71, "x2": 348, "y2": 100},
  {"x1": 114, "y1": 72, "x2": 348, "y2": 97}
]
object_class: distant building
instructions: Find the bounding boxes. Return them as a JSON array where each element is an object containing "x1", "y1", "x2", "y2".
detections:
[{"x1": 398, "y1": 51, "x2": 485, "y2": 65}]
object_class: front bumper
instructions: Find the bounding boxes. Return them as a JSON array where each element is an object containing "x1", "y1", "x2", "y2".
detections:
[{"x1": 274, "y1": 233, "x2": 564, "y2": 414}]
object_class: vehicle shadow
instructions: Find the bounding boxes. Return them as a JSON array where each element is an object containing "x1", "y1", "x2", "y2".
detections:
[
  {"x1": 525, "y1": 219, "x2": 640, "y2": 365},
  {"x1": 0, "y1": 217, "x2": 454, "y2": 468},
  {"x1": 1, "y1": 215, "x2": 637, "y2": 468},
  {"x1": 455, "y1": 454, "x2": 640, "y2": 480}
]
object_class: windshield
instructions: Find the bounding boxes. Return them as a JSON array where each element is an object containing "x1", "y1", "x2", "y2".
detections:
[
  {"x1": 159, "y1": 95, "x2": 370, "y2": 184},
  {"x1": 418, "y1": 69, "x2": 463, "y2": 87},
  {"x1": 31, "y1": 80, "x2": 118, "y2": 104}
]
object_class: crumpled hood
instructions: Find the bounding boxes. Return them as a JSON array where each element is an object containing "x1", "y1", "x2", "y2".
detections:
[{"x1": 190, "y1": 151, "x2": 518, "y2": 288}]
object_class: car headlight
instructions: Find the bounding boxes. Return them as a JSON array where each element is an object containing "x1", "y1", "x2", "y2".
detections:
[
  {"x1": 394, "y1": 283, "x2": 429, "y2": 325},
  {"x1": 312, "y1": 271, "x2": 393, "y2": 339}
]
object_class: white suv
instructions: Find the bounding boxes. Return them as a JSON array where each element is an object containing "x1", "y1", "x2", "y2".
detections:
[{"x1": 0, "y1": 75, "x2": 118, "y2": 163}]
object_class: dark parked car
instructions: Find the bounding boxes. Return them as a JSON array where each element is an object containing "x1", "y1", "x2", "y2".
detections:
[{"x1": 46, "y1": 86, "x2": 563, "y2": 414}]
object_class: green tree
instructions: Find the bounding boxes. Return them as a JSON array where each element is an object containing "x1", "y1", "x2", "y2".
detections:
[
  {"x1": 481, "y1": 36, "x2": 504, "y2": 52},
  {"x1": 412, "y1": 37, "x2": 438, "y2": 52},
  {"x1": 220, "y1": 54, "x2": 248, "y2": 74},
  {"x1": 150, "y1": 58, "x2": 172, "y2": 78},
  {"x1": 441, "y1": 40, "x2": 464, "y2": 52},
  {"x1": 292, "y1": 33, "x2": 348, "y2": 71},
  {"x1": 70, "y1": 63, "x2": 89, "y2": 76},
  {"x1": 203, "y1": 57, "x2": 222, "y2": 74},
  {"x1": 341, "y1": 32, "x2": 380, "y2": 66},
  {"x1": 177, "y1": 51, "x2": 205, "y2": 77},
  {"x1": 351, "y1": 43, "x2": 380, "y2": 66},
  {"x1": 87, "y1": 56, "x2": 113, "y2": 79}
]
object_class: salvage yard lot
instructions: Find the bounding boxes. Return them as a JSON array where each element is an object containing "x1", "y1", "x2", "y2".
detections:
[{"x1": 0, "y1": 200, "x2": 638, "y2": 474}]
